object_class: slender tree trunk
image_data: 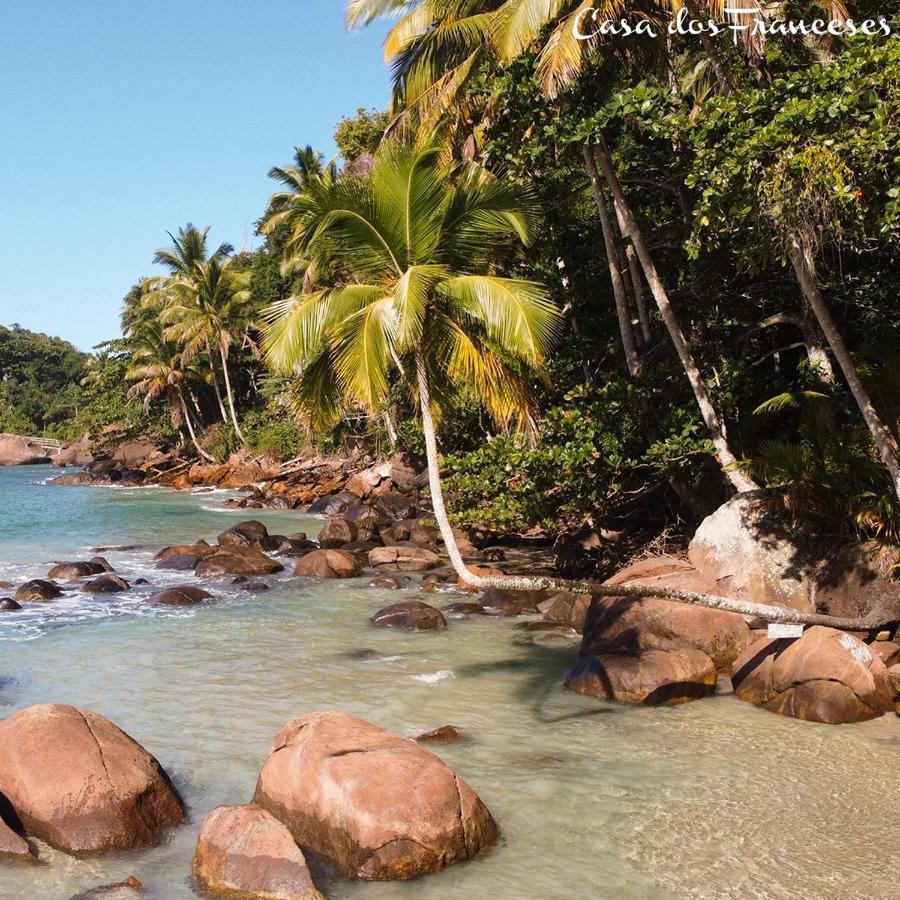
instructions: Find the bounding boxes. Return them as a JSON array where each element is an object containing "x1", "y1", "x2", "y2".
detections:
[
  {"x1": 798, "y1": 296, "x2": 835, "y2": 382},
  {"x1": 178, "y1": 390, "x2": 215, "y2": 462},
  {"x1": 790, "y1": 241, "x2": 900, "y2": 501},
  {"x1": 613, "y1": 204, "x2": 652, "y2": 344},
  {"x1": 206, "y1": 339, "x2": 230, "y2": 424},
  {"x1": 414, "y1": 351, "x2": 890, "y2": 631},
  {"x1": 582, "y1": 146, "x2": 641, "y2": 377},
  {"x1": 382, "y1": 409, "x2": 398, "y2": 449},
  {"x1": 219, "y1": 344, "x2": 247, "y2": 445},
  {"x1": 683, "y1": 0, "x2": 734, "y2": 95},
  {"x1": 592, "y1": 140, "x2": 758, "y2": 492}
]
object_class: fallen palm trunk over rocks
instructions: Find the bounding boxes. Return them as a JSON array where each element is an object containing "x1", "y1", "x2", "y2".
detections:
[
  {"x1": 0, "y1": 704, "x2": 184, "y2": 854},
  {"x1": 253, "y1": 710, "x2": 498, "y2": 881}
]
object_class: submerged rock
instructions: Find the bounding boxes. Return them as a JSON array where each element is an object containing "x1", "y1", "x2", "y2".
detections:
[
  {"x1": 253, "y1": 711, "x2": 498, "y2": 880},
  {"x1": 0, "y1": 598, "x2": 21, "y2": 611},
  {"x1": 150, "y1": 585, "x2": 213, "y2": 606},
  {"x1": 47, "y1": 561, "x2": 104, "y2": 580},
  {"x1": 566, "y1": 648, "x2": 717, "y2": 705},
  {"x1": 293, "y1": 549, "x2": 361, "y2": 579},
  {"x1": 0, "y1": 703, "x2": 184, "y2": 853},
  {"x1": 69, "y1": 876, "x2": 144, "y2": 898},
  {"x1": 0, "y1": 818, "x2": 33, "y2": 860},
  {"x1": 14, "y1": 579, "x2": 63, "y2": 602},
  {"x1": 415, "y1": 725, "x2": 465, "y2": 744},
  {"x1": 480, "y1": 587, "x2": 545, "y2": 617},
  {"x1": 193, "y1": 804, "x2": 322, "y2": 900},
  {"x1": 82, "y1": 574, "x2": 130, "y2": 594},
  {"x1": 731, "y1": 626, "x2": 895, "y2": 723},
  {"x1": 371, "y1": 601, "x2": 447, "y2": 632},
  {"x1": 369, "y1": 545, "x2": 441, "y2": 572},
  {"x1": 196, "y1": 545, "x2": 284, "y2": 578}
]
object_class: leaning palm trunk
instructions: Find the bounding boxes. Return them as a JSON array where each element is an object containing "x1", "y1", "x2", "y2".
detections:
[
  {"x1": 178, "y1": 389, "x2": 216, "y2": 462},
  {"x1": 613, "y1": 205, "x2": 652, "y2": 344},
  {"x1": 582, "y1": 147, "x2": 641, "y2": 376},
  {"x1": 415, "y1": 355, "x2": 893, "y2": 632},
  {"x1": 206, "y1": 339, "x2": 230, "y2": 424},
  {"x1": 218, "y1": 344, "x2": 247, "y2": 446},
  {"x1": 790, "y1": 241, "x2": 900, "y2": 502},
  {"x1": 591, "y1": 140, "x2": 758, "y2": 493}
]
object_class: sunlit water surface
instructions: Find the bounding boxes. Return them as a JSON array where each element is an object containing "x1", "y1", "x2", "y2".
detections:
[{"x1": 0, "y1": 466, "x2": 897, "y2": 899}]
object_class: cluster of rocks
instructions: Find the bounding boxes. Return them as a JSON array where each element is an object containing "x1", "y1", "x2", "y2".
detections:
[
  {"x1": 0, "y1": 704, "x2": 496, "y2": 900},
  {"x1": 0, "y1": 433, "x2": 58, "y2": 466}
]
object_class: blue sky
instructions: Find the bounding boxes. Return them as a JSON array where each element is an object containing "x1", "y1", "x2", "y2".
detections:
[{"x1": 0, "y1": 0, "x2": 392, "y2": 350}]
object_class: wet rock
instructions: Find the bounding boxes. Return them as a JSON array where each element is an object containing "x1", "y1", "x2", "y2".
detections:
[
  {"x1": 244, "y1": 582, "x2": 271, "y2": 593},
  {"x1": 371, "y1": 601, "x2": 447, "y2": 632},
  {"x1": 566, "y1": 648, "x2": 717, "y2": 705},
  {"x1": 369, "y1": 574, "x2": 403, "y2": 590},
  {"x1": 415, "y1": 725, "x2": 465, "y2": 744},
  {"x1": 253, "y1": 711, "x2": 498, "y2": 880},
  {"x1": 0, "y1": 818, "x2": 33, "y2": 859},
  {"x1": 538, "y1": 591, "x2": 592, "y2": 632},
  {"x1": 579, "y1": 558, "x2": 751, "y2": 670},
  {"x1": 82, "y1": 574, "x2": 130, "y2": 594},
  {"x1": 293, "y1": 550, "x2": 361, "y2": 579},
  {"x1": 480, "y1": 587, "x2": 546, "y2": 617},
  {"x1": 89, "y1": 556, "x2": 115, "y2": 573},
  {"x1": 0, "y1": 580, "x2": 12, "y2": 589},
  {"x1": 196, "y1": 545, "x2": 284, "y2": 578},
  {"x1": 730, "y1": 626, "x2": 895, "y2": 723},
  {"x1": 307, "y1": 490, "x2": 358, "y2": 516},
  {"x1": 441, "y1": 602, "x2": 485, "y2": 616},
  {"x1": 150, "y1": 586, "x2": 213, "y2": 606},
  {"x1": 0, "y1": 703, "x2": 184, "y2": 853},
  {"x1": 50, "y1": 472, "x2": 95, "y2": 486},
  {"x1": 14, "y1": 579, "x2": 63, "y2": 602},
  {"x1": 0, "y1": 598, "x2": 22, "y2": 611},
  {"x1": 69, "y1": 876, "x2": 144, "y2": 898},
  {"x1": 48, "y1": 561, "x2": 104, "y2": 580},
  {"x1": 218, "y1": 520, "x2": 270, "y2": 548},
  {"x1": 193, "y1": 804, "x2": 322, "y2": 900},
  {"x1": 274, "y1": 536, "x2": 317, "y2": 557},
  {"x1": 369, "y1": 545, "x2": 441, "y2": 572},
  {"x1": 318, "y1": 516, "x2": 358, "y2": 548},
  {"x1": 689, "y1": 491, "x2": 824, "y2": 614},
  {"x1": 155, "y1": 553, "x2": 202, "y2": 572}
]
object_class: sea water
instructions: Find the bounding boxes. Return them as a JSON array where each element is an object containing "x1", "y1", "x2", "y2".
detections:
[{"x1": 0, "y1": 466, "x2": 897, "y2": 899}]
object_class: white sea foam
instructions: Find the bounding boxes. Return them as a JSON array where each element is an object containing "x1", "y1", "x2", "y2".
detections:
[{"x1": 411, "y1": 668, "x2": 454, "y2": 684}]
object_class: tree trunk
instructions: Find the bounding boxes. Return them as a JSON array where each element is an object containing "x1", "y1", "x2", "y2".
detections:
[
  {"x1": 414, "y1": 352, "x2": 891, "y2": 631},
  {"x1": 613, "y1": 204, "x2": 652, "y2": 344},
  {"x1": 790, "y1": 241, "x2": 900, "y2": 502},
  {"x1": 178, "y1": 390, "x2": 215, "y2": 462},
  {"x1": 592, "y1": 140, "x2": 758, "y2": 493},
  {"x1": 206, "y1": 339, "x2": 230, "y2": 424},
  {"x1": 219, "y1": 344, "x2": 248, "y2": 445},
  {"x1": 798, "y1": 297, "x2": 835, "y2": 382},
  {"x1": 683, "y1": 0, "x2": 734, "y2": 95},
  {"x1": 582, "y1": 146, "x2": 641, "y2": 377},
  {"x1": 382, "y1": 409, "x2": 398, "y2": 449}
]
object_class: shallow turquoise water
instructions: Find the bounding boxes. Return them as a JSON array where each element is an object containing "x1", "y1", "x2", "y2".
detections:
[{"x1": 1, "y1": 466, "x2": 898, "y2": 900}]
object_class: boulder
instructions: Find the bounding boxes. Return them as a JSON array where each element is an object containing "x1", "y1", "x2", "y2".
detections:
[
  {"x1": 811, "y1": 541, "x2": 900, "y2": 623},
  {"x1": 368, "y1": 545, "x2": 441, "y2": 572},
  {"x1": 50, "y1": 472, "x2": 95, "y2": 486},
  {"x1": 82, "y1": 574, "x2": 130, "y2": 594},
  {"x1": 48, "y1": 561, "x2": 104, "y2": 580},
  {"x1": 307, "y1": 491, "x2": 358, "y2": 516},
  {"x1": 538, "y1": 591, "x2": 592, "y2": 632},
  {"x1": 193, "y1": 804, "x2": 322, "y2": 900},
  {"x1": 52, "y1": 433, "x2": 94, "y2": 468},
  {"x1": 0, "y1": 818, "x2": 33, "y2": 859},
  {"x1": 196, "y1": 546, "x2": 284, "y2": 578},
  {"x1": 217, "y1": 520, "x2": 270, "y2": 548},
  {"x1": 371, "y1": 601, "x2": 447, "y2": 632},
  {"x1": 89, "y1": 556, "x2": 115, "y2": 573},
  {"x1": 578, "y1": 558, "x2": 751, "y2": 670},
  {"x1": 112, "y1": 438, "x2": 163, "y2": 468},
  {"x1": 730, "y1": 626, "x2": 895, "y2": 723},
  {"x1": 415, "y1": 725, "x2": 464, "y2": 744},
  {"x1": 318, "y1": 516, "x2": 358, "y2": 549},
  {"x1": 480, "y1": 588, "x2": 546, "y2": 617},
  {"x1": 689, "y1": 491, "x2": 823, "y2": 613},
  {"x1": 388, "y1": 452, "x2": 425, "y2": 495},
  {"x1": 293, "y1": 550, "x2": 361, "y2": 579},
  {"x1": 870, "y1": 641, "x2": 900, "y2": 667},
  {"x1": 150, "y1": 586, "x2": 213, "y2": 606},
  {"x1": 0, "y1": 704, "x2": 184, "y2": 853},
  {"x1": 154, "y1": 542, "x2": 213, "y2": 562},
  {"x1": 888, "y1": 664, "x2": 900, "y2": 698},
  {"x1": 0, "y1": 598, "x2": 22, "y2": 611},
  {"x1": 565, "y1": 648, "x2": 717, "y2": 705},
  {"x1": 155, "y1": 553, "x2": 202, "y2": 572},
  {"x1": 0, "y1": 433, "x2": 50, "y2": 466},
  {"x1": 441, "y1": 602, "x2": 485, "y2": 616},
  {"x1": 369, "y1": 574, "x2": 403, "y2": 590},
  {"x1": 372, "y1": 492, "x2": 417, "y2": 522},
  {"x1": 14, "y1": 579, "x2": 63, "y2": 602},
  {"x1": 253, "y1": 711, "x2": 498, "y2": 880}
]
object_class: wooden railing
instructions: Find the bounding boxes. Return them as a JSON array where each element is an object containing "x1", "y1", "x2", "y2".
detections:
[{"x1": 23, "y1": 436, "x2": 66, "y2": 452}]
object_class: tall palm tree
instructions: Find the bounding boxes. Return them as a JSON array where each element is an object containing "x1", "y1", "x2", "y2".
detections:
[
  {"x1": 348, "y1": 0, "x2": 761, "y2": 491},
  {"x1": 158, "y1": 255, "x2": 254, "y2": 446},
  {"x1": 152, "y1": 225, "x2": 235, "y2": 426},
  {"x1": 125, "y1": 319, "x2": 215, "y2": 462}
]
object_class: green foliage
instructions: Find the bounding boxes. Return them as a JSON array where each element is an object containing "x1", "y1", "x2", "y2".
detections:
[{"x1": 334, "y1": 107, "x2": 389, "y2": 162}]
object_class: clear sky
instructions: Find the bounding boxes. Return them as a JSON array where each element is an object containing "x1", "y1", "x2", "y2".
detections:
[{"x1": 0, "y1": 0, "x2": 392, "y2": 350}]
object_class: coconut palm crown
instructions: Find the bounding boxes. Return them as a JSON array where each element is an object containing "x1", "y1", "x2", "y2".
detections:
[{"x1": 261, "y1": 144, "x2": 561, "y2": 435}]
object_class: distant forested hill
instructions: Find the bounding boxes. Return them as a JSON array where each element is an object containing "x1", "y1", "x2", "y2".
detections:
[{"x1": 0, "y1": 324, "x2": 87, "y2": 435}]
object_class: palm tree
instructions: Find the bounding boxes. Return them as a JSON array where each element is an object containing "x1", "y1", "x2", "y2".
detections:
[
  {"x1": 125, "y1": 319, "x2": 215, "y2": 462},
  {"x1": 153, "y1": 225, "x2": 234, "y2": 426},
  {"x1": 348, "y1": 0, "x2": 761, "y2": 492},
  {"x1": 157, "y1": 255, "x2": 254, "y2": 446}
]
